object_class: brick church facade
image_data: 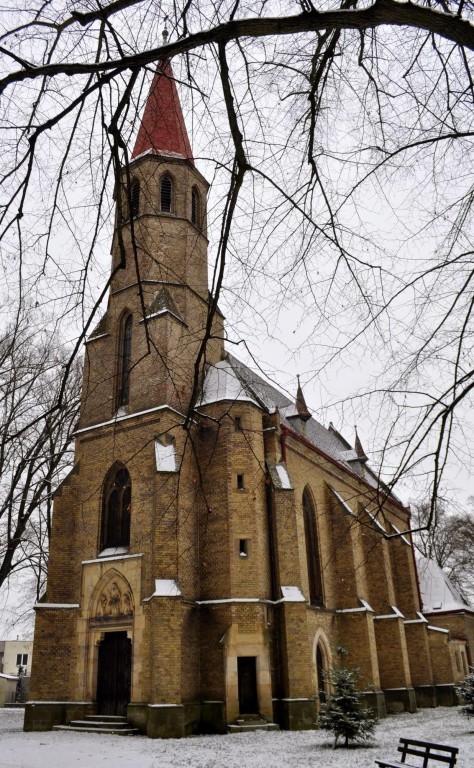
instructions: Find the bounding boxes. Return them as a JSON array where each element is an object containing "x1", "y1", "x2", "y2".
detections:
[{"x1": 25, "y1": 61, "x2": 466, "y2": 738}]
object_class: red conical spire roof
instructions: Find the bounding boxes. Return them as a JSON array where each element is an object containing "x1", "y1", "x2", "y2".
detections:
[{"x1": 132, "y1": 59, "x2": 194, "y2": 164}]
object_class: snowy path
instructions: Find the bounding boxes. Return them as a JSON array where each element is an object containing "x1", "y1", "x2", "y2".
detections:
[{"x1": 0, "y1": 707, "x2": 473, "y2": 768}]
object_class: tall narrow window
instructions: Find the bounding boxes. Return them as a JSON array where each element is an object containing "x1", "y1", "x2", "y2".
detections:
[
  {"x1": 191, "y1": 187, "x2": 200, "y2": 226},
  {"x1": 303, "y1": 487, "x2": 324, "y2": 606},
  {"x1": 160, "y1": 174, "x2": 173, "y2": 213},
  {"x1": 118, "y1": 314, "x2": 132, "y2": 407},
  {"x1": 316, "y1": 644, "x2": 327, "y2": 703},
  {"x1": 101, "y1": 465, "x2": 131, "y2": 550},
  {"x1": 130, "y1": 180, "x2": 140, "y2": 218}
]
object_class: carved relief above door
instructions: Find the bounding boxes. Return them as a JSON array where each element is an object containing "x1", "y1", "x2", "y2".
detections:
[{"x1": 90, "y1": 569, "x2": 134, "y2": 628}]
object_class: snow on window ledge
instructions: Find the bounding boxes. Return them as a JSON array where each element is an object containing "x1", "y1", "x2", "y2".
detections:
[{"x1": 98, "y1": 546, "x2": 129, "y2": 558}]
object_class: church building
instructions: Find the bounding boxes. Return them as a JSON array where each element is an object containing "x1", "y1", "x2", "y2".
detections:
[{"x1": 25, "y1": 60, "x2": 465, "y2": 738}]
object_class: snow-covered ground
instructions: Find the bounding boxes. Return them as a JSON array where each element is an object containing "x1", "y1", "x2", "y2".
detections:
[{"x1": 1, "y1": 707, "x2": 473, "y2": 768}]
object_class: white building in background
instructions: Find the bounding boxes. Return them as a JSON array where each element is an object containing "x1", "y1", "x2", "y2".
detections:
[
  {"x1": 0, "y1": 639, "x2": 33, "y2": 706},
  {"x1": 0, "y1": 639, "x2": 33, "y2": 676}
]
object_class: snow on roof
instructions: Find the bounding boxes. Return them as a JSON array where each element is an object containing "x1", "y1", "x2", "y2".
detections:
[
  {"x1": 329, "y1": 487, "x2": 357, "y2": 518},
  {"x1": 220, "y1": 353, "x2": 401, "y2": 505},
  {"x1": 340, "y1": 449, "x2": 359, "y2": 462},
  {"x1": 266, "y1": 460, "x2": 293, "y2": 490},
  {"x1": 417, "y1": 555, "x2": 471, "y2": 613},
  {"x1": 199, "y1": 360, "x2": 261, "y2": 407},
  {"x1": 275, "y1": 464, "x2": 292, "y2": 489},
  {"x1": 416, "y1": 553, "x2": 472, "y2": 614},
  {"x1": 151, "y1": 579, "x2": 181, "y2": 597},
  {"x1": 155, "y1": 438, "x2": 178, "y2": 472},
  {"x1": 280, "y1": 586, "x2": 306, "y2": 602},
  {"x1": 363, "y1": 506, "x2": 387, "y2": 533}
]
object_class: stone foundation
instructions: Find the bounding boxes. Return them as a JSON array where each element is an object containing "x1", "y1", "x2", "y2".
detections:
[
  {"x1": 414, "y1": 685, "x2": 437, "y2": 708},
  {"x1": 24, "y1": 701, "x2": 95, "y2": 731},
  {"x1": 275, "y1": 698, "x2": 317, "y2": 730},
  {"x1": 363, "y1": 690, "x2": 387, "y2": 718},
  {"x1": 435, "y1": 684, "x2": 458, "y2": 706},
  {"x1": 384, "y1": 687, "x2": 417, "y2": 714}
]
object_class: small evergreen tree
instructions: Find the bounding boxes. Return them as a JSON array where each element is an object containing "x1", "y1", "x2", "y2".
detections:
[
  {"x1": 457, "y1": 670, "x2": 474, "y2": 717},
  {"x1": 318, "y1": 650, "x2": 377, "y2": 748}
]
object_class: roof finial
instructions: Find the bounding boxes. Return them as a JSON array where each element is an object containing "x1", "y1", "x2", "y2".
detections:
[
  {"x1": 162, "y1": 16, "x2": 169, "y2": 44},
  {"x1": 354, "y1": 427, "x2": 368, "y2": 463}
]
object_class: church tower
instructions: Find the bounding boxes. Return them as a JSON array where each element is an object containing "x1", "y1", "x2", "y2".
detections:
[
  {"x1": 80, "y1": 58, "x2": 223, "y2": 427},
  {"x1": 25, "y1": 61, "x2": 230, "y2": 737}
]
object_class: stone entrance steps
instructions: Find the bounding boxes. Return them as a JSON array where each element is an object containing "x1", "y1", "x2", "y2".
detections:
[
  {"x1": 53, "y1": 714, "x2": 139, "y2": 736},
  {"x1": 227, "y1": 714, "x2": 279, "y2": 733}
]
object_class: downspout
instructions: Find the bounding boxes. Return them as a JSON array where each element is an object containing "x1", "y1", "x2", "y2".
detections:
[{"x1": 281, "y1": 426, "x2": 287, "y2": 464}]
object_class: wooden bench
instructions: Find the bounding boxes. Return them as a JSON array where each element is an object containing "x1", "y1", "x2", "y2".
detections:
[{"x1": 376, "y1": 738, "x2": 459, "y2": 768}]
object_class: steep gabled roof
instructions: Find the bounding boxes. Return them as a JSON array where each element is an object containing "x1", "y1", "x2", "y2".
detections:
[
  {"x1": 199, "y1": 352, "x2": 402, "y2": 504},
  {"x1": 145, "y1": 287, "x2": 184, "y2": 324},
  {"x1": 416, "y1": 554, "x2": 473, "y2": 614},
  {"x1": 132, "y1": 59, "x2": 194, "y2": 163}
]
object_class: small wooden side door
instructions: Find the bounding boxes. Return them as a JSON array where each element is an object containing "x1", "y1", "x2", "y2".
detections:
[{"x1": 237, "y1": 656, "x2": 258, "y2": 714}]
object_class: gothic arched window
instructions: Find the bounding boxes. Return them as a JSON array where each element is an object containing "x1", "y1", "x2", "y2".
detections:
[
  {"x1": 101, "y1": 465, "x2": 131, "y2": 550},
  {"x1": 160, "y1": 174, "x2": 173, "y2": 213},
  {"x1": 191, "y1": 187, "x2": 200, "y2": 226},
  {"x1": 303, "y1": 487, "x2": 324, "y2": 606},
  {"x1": 117, "y1": 314, "x2": 132, "y2": 408},
  {"x1": 130, "y1": 180, "x2": 140, "y2": 218}
]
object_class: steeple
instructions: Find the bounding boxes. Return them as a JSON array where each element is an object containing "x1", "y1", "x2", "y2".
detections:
[{"x1": 132, "y1": 59, "x2": 194, "y2": 163}]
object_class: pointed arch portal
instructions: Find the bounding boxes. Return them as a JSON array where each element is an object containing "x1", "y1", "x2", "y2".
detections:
[
  {"x1": 97, "y1": 631, "x2": 131, "y2": 716},
  {"x1": 89, "y1": 569, "x2": 134, "y2": 717}
]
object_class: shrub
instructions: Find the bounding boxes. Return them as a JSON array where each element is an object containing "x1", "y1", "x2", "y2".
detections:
[{"x1": 318, "y1": 655, "x2": 377, "y2": 748}]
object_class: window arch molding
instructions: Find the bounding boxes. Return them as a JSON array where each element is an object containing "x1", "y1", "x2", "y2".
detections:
[
  {"x1": 159, "y1": 172, "x2": 174, "y2": 214},
  {"x1": 302, "y1": 485, "x2": 324, "y2": 606},
  {"x1": 100, "y1": 462, "x2": 131, "y2": 551},
  {"x1": 116, "y1": 311, "x2": 132, "y2": 409}
]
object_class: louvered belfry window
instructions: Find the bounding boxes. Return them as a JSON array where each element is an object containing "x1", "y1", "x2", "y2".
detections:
[
  {"x1": 130, "y1": 180, "x2": 140, "y2": 218},
  {"x1": 191, "y1": 187, "x2": 199, "y2": 226},
  {"x1": 160, "y1": 174, "x2": 172, "y2": 213}
]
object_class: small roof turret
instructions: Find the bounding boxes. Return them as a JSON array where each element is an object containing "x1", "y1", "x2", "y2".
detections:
[
  {"x1": 287, "y1": 375, "x2": 312, "y2": 422},
  {"x1": 354, "y1": 428, "x2": 368, "y2": 463},
  {"x1": 132, "y1": 59, "x2": 194, "y2": 163}
]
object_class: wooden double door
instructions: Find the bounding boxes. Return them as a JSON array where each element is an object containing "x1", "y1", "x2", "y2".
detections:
[{"x1": 96, "y1": 631, "x2": 131, "y2": 716}]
